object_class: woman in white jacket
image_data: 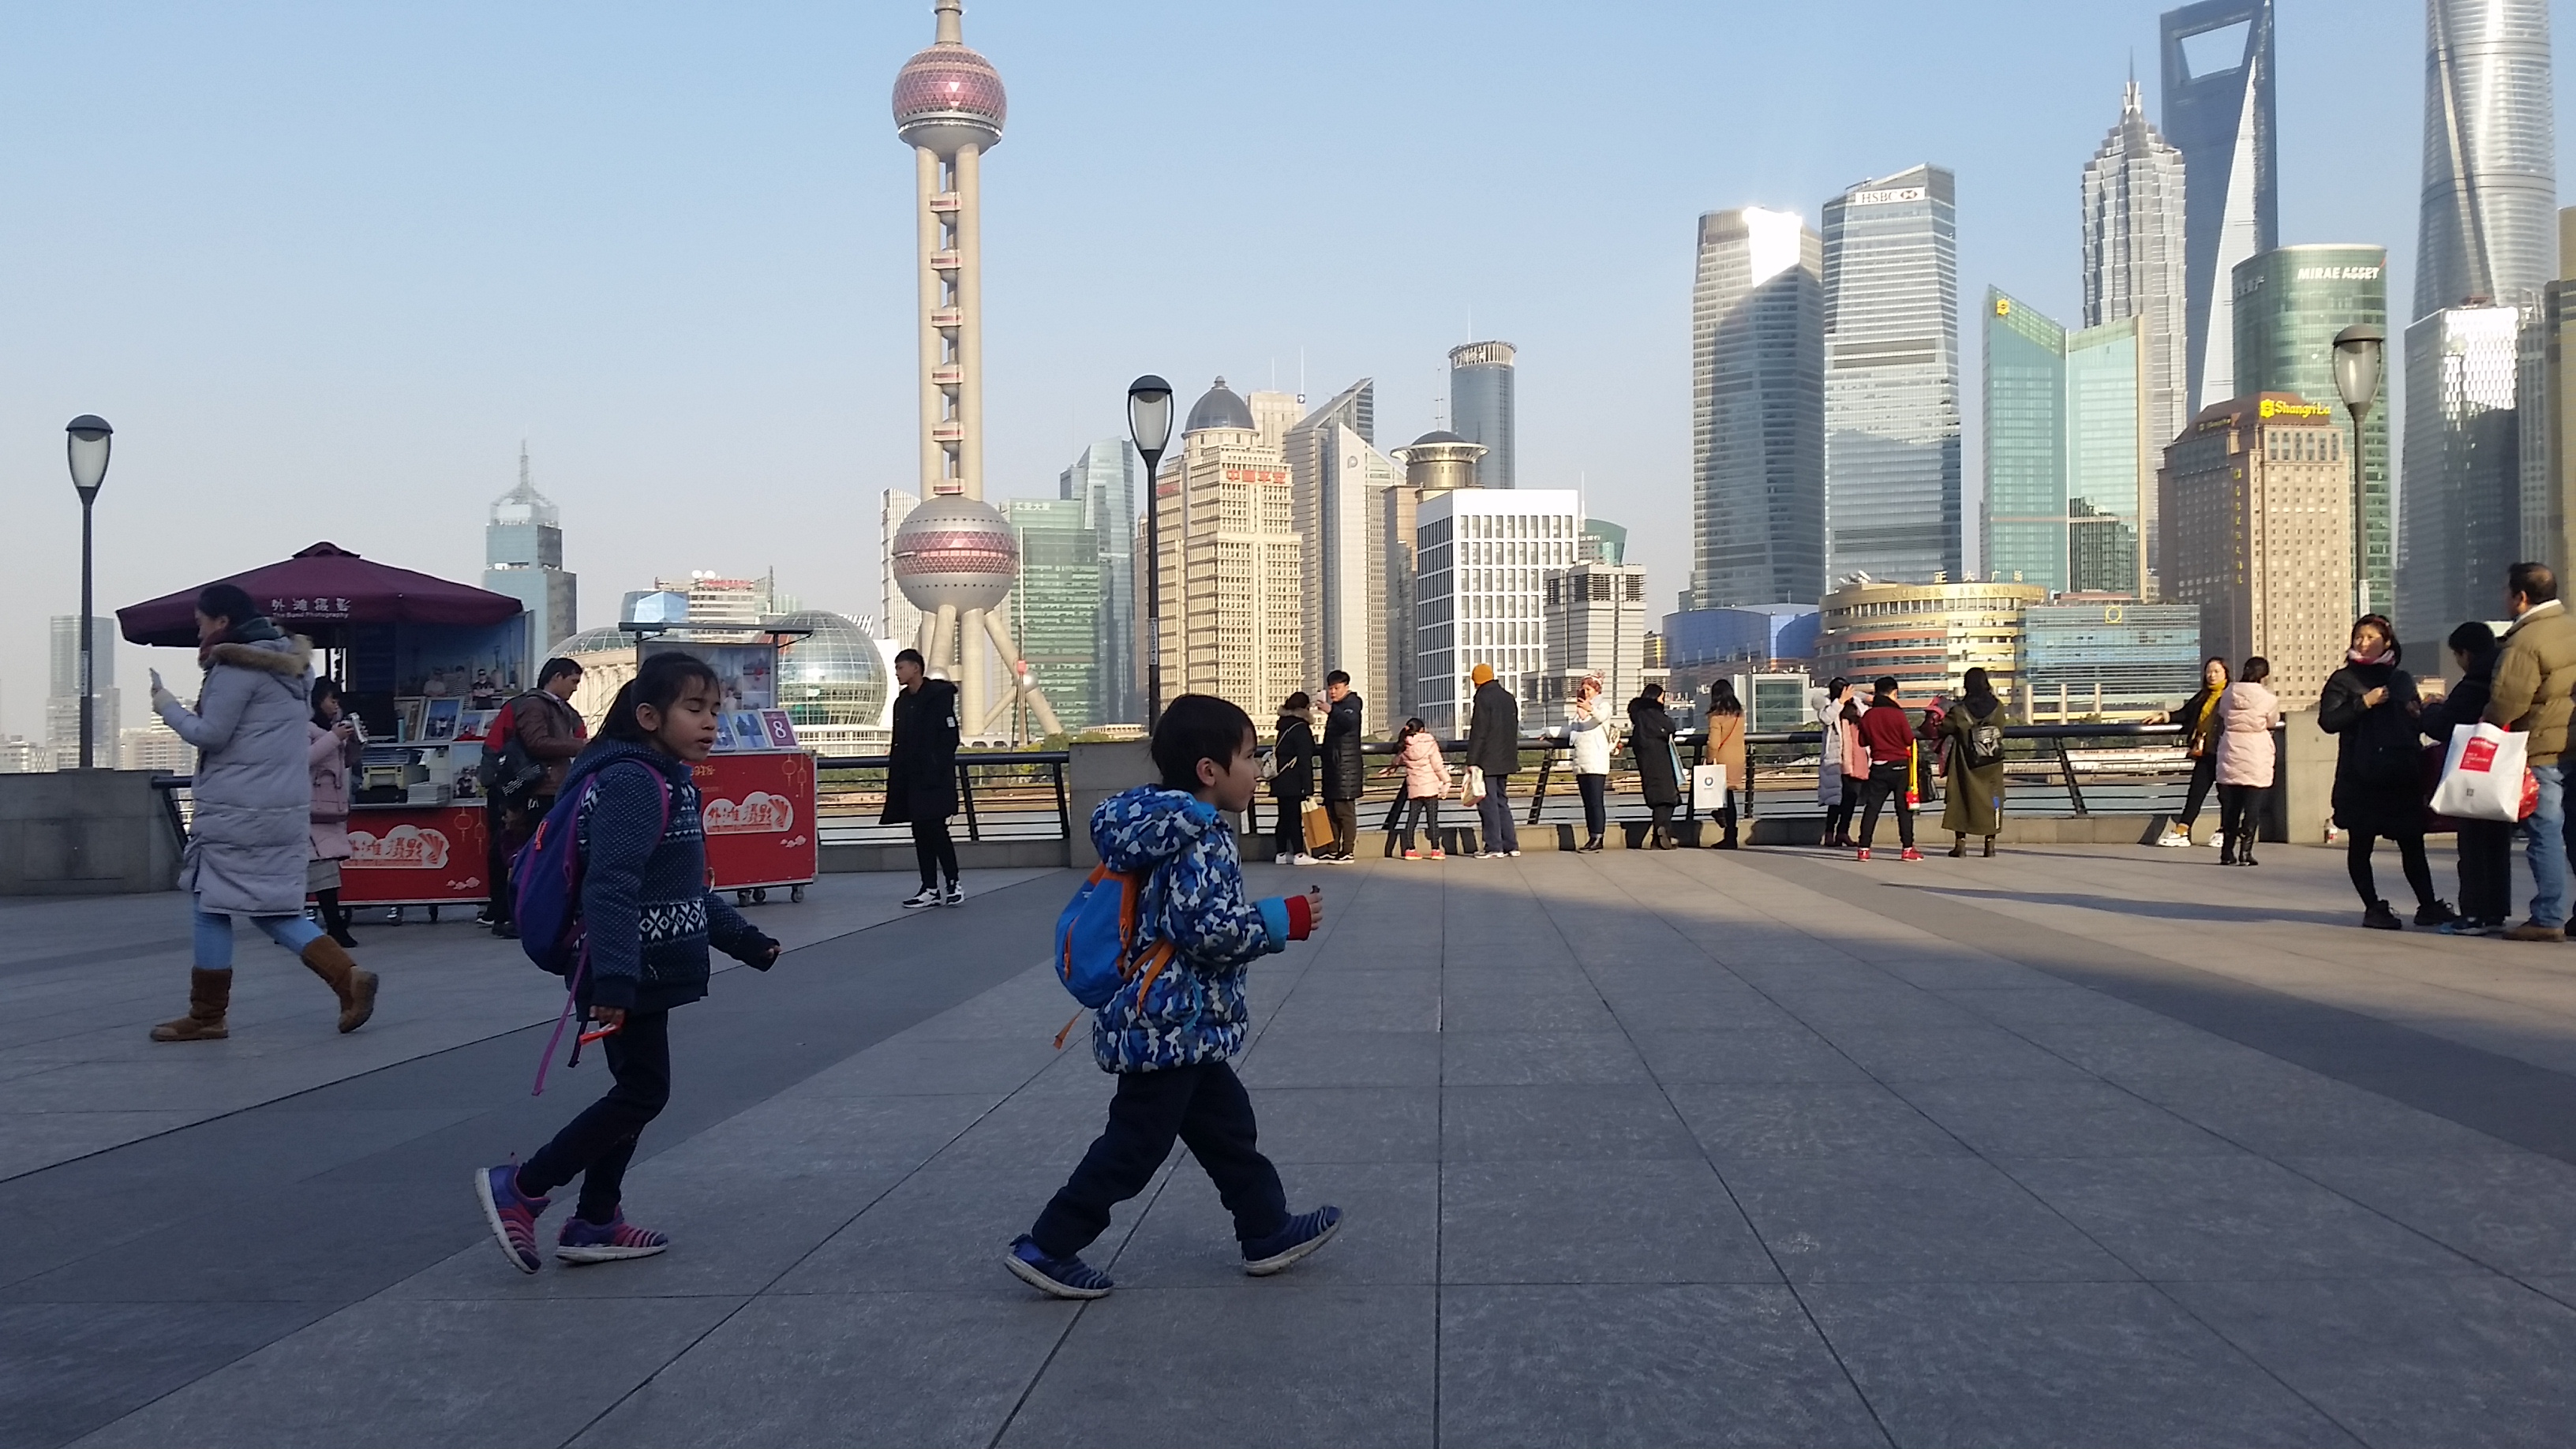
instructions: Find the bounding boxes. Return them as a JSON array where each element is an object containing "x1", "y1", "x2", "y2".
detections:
[
  {"x1": 2214, "y1": 657, "x2": 2281, "y2": 868},
  {"x1": 1567, "y1": 675, "x2": 1616, "y2": 853}
]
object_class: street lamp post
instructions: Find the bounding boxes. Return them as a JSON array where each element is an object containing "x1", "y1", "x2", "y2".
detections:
[
  {"x1": 65, "y1": 416, "x2": 114, "y2": 770},
  {"x1": 2331, "y1": 324, "x2": 2384, "y2": 621},
  {"x1": 1126, "y1": 376, "x2": 1174, "y2": 724}
]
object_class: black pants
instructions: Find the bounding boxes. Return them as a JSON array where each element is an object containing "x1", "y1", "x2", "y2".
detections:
[
  {"x1": 1324, "y1": 799, "x2": 1359, "y2": 858},
  {"x1": 912, "y1": 818, "x2": 958, "y2": 890},
  {"x1": 1577, "y1": 773, "x2": 1608, "y2": 841},
  {"x1": 1401, "y1": 796, "x2": 1440, "y2": 852},
  {"x1": 520, "y1": 1009, "x2": 672, "y2": 1223},
  {"x1": 2458, "y1": 818, "x2": 2514, "y2": 920},
  {"x1": 2349, "y1": 830, "x2": 2439, "y2": 911},
  {"x1": 2177, "y1": 751, "x2": 2218, "y2": 828},
  {"x1": 2218, "y1": 784, "x2": 2265, "y2": 852},
  {"x1": 485, "y1": 797, "x2": 512, "y2": 923},
  {"x1": 1858, "y1": 762, "x2": 1914, "y2": 848},
  {"x1": 486, "y1": 793, "x2": 552, "y2": 924},
  {"x1": 1823, "y1": 776, "x2": 1864, "y2": 841},
  {"x1": 1713, "y1": 788, "x2": 1739, "y2": 846},
  {"x1": 1648, "y1": 802, "x2": 1677, "y2": 844},
  {"x1": 1273, "y1": 796, "x2": 1306, "y2": 856},
  {"x1": 315, "y1": 889, "x2": 354, "y2": 940},
  {"x1": 1030, "y1": 1061, "x2": 1286, "y2": 1259}
]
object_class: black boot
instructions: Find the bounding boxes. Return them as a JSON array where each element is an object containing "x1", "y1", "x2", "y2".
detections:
[
  {"x1": 2362, "y1": 899, "x2": 2403, "y2": 930},
  {"x1": 319, "y1": 889, "x2": 360, "y2": 949},
  {"x1": 2414, "y1": 899, "x2": 2459, "y2": 927},
  {"x1": 1948, "y1": 833, "x2": 1967, "y2": 859},
  {"x1": 1983, "y1": 836, "x2": 1997, "y2": 857}
]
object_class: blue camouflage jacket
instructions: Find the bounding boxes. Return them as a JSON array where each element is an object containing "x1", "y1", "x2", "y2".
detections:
[{"x1": 1090, "y1": 786, "x2": 1301, "y2": 1073}]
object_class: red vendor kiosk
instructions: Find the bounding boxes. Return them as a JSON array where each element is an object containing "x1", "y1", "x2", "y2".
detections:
[
  {"x1": 120, "y1": 542, "x2": 530, "y2": 921},
  {"x1": 624, "y1": 623, "x2": 819, "y2": 905}
]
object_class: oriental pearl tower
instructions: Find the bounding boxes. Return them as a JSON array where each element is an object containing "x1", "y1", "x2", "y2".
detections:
[{"x1": 888, "y1": 0, "x2": 1058, "y2": 737}]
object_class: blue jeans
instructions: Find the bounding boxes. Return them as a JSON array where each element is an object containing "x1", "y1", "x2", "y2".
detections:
[
  {"x1": 2523, "y1": 762, "x2": 2568, "y2": 927},
  {"x1": 1477, "y1": 782, "x2": 1518, "y2": 854},
  {"x1": 193, "y1": 898, "x2": 324, "y2": 969}
]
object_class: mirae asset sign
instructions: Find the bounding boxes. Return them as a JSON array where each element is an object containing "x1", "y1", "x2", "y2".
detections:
[{"x1": 1847, "y1": 185, "x2": 1926, "y2": 206}]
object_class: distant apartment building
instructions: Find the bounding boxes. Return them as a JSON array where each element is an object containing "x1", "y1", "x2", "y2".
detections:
[
  {"x1": 1286, "y1": 380, "x2": 1406, "y2": 724},
  {"x1": 1153, "y1": 379, "x2": 1306, "y2": 717},
  {"x1": 1811, "y1": 578, "x2": 2045, "y2": 704},
  {"x1": 0, "y1": 736, "x2": 41, "y2": 773},
  {"x1": 1413, "y1": 489, "x2": 1582, "y2": 736},
  {"x1": 1690, "y1": 207, "x2": 1825, "y2": 608},
  {"x1": 1530, "y1": 560, "x2": 1649, "y2": 717},
  {"x1": 118, "y1": 722, "x2": 193, "y2": 773},
  {"x1": 47, "y1": 615, "x2": 118, "y2": 770},
  {"x1": 1822, "y1": 165, "x2": 1963, "y2": 584},
  {"x1": 2160, "y1": 394, "x2": 2352, "y2": 708},
  {"x1": 2022, "y1": 599, "x2": 2203, "y2": 720}
]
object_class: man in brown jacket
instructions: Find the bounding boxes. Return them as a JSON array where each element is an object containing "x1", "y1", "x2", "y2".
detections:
[
  {"x1": 2482, "y1": 564, "x2": 2576, "y2": 939},
  {"x1": 484, "y1": 657, "x2": 586, "y2": 938}
]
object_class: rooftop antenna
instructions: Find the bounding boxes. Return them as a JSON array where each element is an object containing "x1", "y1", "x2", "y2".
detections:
[{"x1": 1297, "y1": 346, "x2": 1306, "y2": 406}]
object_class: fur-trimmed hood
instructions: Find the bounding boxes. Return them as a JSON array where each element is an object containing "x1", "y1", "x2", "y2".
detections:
[{"x1": 204, "y1": 634, "x2": 313, "y2": 676}]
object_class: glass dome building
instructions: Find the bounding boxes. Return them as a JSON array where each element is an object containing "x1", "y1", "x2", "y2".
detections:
[{"x1": 771, "y1": 611, "x2": 890, "y2": 751}]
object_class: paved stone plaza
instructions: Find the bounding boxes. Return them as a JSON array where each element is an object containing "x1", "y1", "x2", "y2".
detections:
[{"x1": 6, "y1": 842, "x2": 2576, "y2": 1447}]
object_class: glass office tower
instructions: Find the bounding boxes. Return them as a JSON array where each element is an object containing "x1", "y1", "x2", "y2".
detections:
[
  {"x1": 2417, "y1": 0, "x2": 2556, "y2": 313},
  {"x1": 2231, "y1": 245, "x2": 2393, "y2": 616},
  {"x1": 2401, "y1": 306, "x2": 2525, "y2": 643},
  {"x1": 1690, "y1": 207, "x2": 1825, "y2": 608},
  {"x1": 1448, "y1": 342, "x2": 1516, "y2": 490},
  {"x1": 2161, "y1": 0, "x2": 2278, "y2": 412},
  {"x1": 1002, "y1": 497, "x2": 1101, "y2": 735},
  {"x1": 1983, "y1": 290, "x2": 2149, "y2": 597},
  {"x1": 1823, "y1": 165, "x2": 1962, "y2": 584},
  {"x1": 1058, "y1": 438, "x2": 1141, "y2": 724}
]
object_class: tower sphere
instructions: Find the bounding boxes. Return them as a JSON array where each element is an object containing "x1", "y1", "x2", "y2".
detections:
[
  {"x1": 890, "y1": 494, "x2": 1017, "y2": 614},
  {"x1": 893, "y1": 39, "x2": 1005, "y2": 155}
]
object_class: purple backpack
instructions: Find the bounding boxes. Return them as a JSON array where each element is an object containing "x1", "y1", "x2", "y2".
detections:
[{"x1": 511, "y1": 764, "x2": 672, "y2": 977}]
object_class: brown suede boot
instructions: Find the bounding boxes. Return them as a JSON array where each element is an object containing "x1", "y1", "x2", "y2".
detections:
[
  {"x1": 151, "y1": 968, "x2": 234, "y2": 1042},
  {"x1": 301, "y1": 937, "x2": 380, "y2": 1034}
]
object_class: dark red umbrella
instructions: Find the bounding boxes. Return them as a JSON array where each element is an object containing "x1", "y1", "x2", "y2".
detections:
[{"x1": 118, "y1": 541, "x2": 525, "y2": 646}]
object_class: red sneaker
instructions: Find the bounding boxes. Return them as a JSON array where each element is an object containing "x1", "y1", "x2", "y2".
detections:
[
  {"x1": 1900, "y1": 848, "x2": 1923, "y2": 862},
  {"x1": 1855, "y1": 848, "x2": 1872, "y2": 861}
]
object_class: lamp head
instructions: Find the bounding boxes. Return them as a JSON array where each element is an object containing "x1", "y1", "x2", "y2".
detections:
[
  {"x1": 1127, "y1": 375, "x2": 1174, "y2": 462},
  {"x1": 65, "y1": 415, "x2": 113, "y2": 501},
  {"x1": 2331, "y1": 324, "x2": 2386, "y2": 414}
]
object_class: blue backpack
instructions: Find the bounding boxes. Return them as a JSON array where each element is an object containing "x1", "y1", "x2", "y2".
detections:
[
  {"x1": 1050, "y1": 863, "x2": 1177, "y2": 1046},
  {"x1": 511, "y1": 764, "x2": 672, "y2": 977}
]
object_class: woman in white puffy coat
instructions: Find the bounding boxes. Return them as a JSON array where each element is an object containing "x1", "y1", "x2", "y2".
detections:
[{"x1": 1567, "y1": 676, "x2": 1616, "y2": 852}]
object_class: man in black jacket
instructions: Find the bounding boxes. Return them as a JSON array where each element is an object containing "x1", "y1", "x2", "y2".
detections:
[
  {"x1": 1465, "y1": 665, "x2": 1520, "y2": 856},
  {"x1": 882, "y1": 649, "x2": 964, "y2": 908},
  {"x1": 1317, "y1": 671, "x2": 1364, "y2": 862}
]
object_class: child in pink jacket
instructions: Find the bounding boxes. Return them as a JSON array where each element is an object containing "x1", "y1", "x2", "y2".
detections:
[{"x1": 1394, "y1": 719, "x2": 1450, "y2": 859}]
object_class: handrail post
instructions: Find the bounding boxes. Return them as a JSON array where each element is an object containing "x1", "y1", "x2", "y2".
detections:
[
  {"x1": 958, "y1": 760, "x2": 983, "y2": 842},
  {"x1": 1052, "y1": 759, "x2": 1070, "y2": 843},
  {"x1": 1528, "y1": 742, "x2": 1552, "y2": 826},
  {"x1": 2054, "y1": 737, "x2": 2089, "y2": 815}
]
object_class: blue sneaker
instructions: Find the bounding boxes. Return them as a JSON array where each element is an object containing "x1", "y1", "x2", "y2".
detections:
[
  {"x1": 474, "y1": 1163, "x2": 550, "y2": 1275},
  {"x1": 2439, "y1": 917, "x2": 2503, "y2": 937},
  {"x1": 1242, "y1": 1205, "x2": 1343, "y2": 1276},
  {"x1": 1005, "y1": 1235, "x2": 1114, "y2": 1299},
  {"x1": 556, "y1": 1211, "x2": 670, "y2": 1264}
]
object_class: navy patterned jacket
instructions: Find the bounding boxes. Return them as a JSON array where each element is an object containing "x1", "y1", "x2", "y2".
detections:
[
  {"x1": 564, "y1": 739, "x2": 777, "y2": 1013},
  {"x1": 1089, "y1": 786, "x2": 1311, "y2": 1073}
]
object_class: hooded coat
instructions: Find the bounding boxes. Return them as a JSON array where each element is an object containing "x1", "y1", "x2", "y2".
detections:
[
  {"x1": 157, "y1": 623, "x2": 316, "y2": 915},
  {"x1": 881, "y1": 677, "x2": 961, "y2": 824},
  {"x1": 1320, "y1": 690, "x2": 1366, "y2": 802},
  {"x1": 2215, "y1": 680, "x2": 2281, "y2": 788},
  {"x1": 2320, "y1": 653, "x2": 2427, "y2": 837},
  {"x1": 1269, "y1": 711, "x2": 1315, "y2": 800},
  {"x1": 1398, "y1": 730, "x2": 1450, "y2": 799},
  {"x1": 1627, "y1": 695, "x2": 1683, "y2": 807},
  {"x1": 1087, "y1": 786, "x2": 1307, "y2": 1073}
]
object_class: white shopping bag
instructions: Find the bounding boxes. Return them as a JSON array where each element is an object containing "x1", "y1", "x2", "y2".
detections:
[
  {"x1": 2432, "y1": 723, "x2": 2528, "y2": 822},
  {"x1": 1692, "y1": 762, "x2": 1730, "y2": 812}
]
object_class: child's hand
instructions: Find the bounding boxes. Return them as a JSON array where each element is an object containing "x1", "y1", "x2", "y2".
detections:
[
  {"x1": 1302, "y1": 886, "x2": 1324, "y2": 931},
  {"x1": 590, "y1": 1005, "x2": 626, "y2": 1028},
  {"x1": 754, "y1": 939, "x2": 781, "y2": 970}
]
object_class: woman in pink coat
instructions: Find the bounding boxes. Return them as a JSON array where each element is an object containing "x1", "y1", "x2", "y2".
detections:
[
  {"x1": 308, "y1": 680, "x2": 362, "y2": 945},
  {"x1": 2212, "y1": 657, "x2": 2280, "y2": 867},
  {"x1": 1392, "y1": 718, "x2": 1450, "y2": 860}
]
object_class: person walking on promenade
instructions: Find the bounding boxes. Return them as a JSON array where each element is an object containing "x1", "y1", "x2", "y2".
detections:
[
  {"x1": 1006, "y1": 695, "x2": 1340, "y2": 1299},
  {"x1": 1817, "y1": 680, "x2": 1866, "y2": 848},
  {"x1": 2151, "y1": 657, "x2": 2231, "y2": 848},
  {"x1": 1465, "y1": 664, "x2": 1522, "y2": 857},
  {"x1": 147, "y1": 583, "x2": 377, "y2": 1042},
  {"x1": 307, "y1": 680, "x2": 362, "y2": 948},
  {"x1": 1627, "y1": 683, "x2": 1685, "y2": 848},
  {"x1": 1854, "y1": 676, "x2": 1921, "y2": 862},
  {"x1": 2420, "y1": 622, "x2": 2510, "y2": 934},
  {"x1": 1269, "y1": 692, "x2": 1317, "y2": 866},
  {"x1": 1568, "y1": 675, "x2": 1615, "y2": 852},
  {"x1": 1391, "y1": 717, "x2": 1449, "y2": 859},
  {"x1": 1316, "y1": 671, "x2": 1365, "y2": 863},
  {"x1": 1938, "y1": 666, "x2": 2009, "y2": 857},
  {"x1": 2321, "y1": 615, "x2": 2456, "y2": 930},
  {"x1": 2214, "y1": 657, "x2": 2279, "y2": 867},
  {"x1": 1703, "y1": 679, "x2": 1747, "y2": 848},
  {"x1": 474, "y1": 653, "x2": 783, "y2": 1272},
  {"x1": 485, "y1": 657, "x2": 587, "y2": 939},
  {"x1": 885, "y1": 647, "x2": 964, "y2": 908},
  {"x1": 2483, "y1": 563, "x2": 2576, "y2": 941}
]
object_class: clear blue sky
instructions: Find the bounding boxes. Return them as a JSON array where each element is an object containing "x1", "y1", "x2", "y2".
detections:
[{"x1": 0, "y1": 0, "x2": 2550, "y2": 733}]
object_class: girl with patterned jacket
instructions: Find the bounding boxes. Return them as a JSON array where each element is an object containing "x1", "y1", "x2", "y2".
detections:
[
  {"x1": 476, "y1": 652, "x2": 780, "y2": 1275},
  {"x1": 1008, "y1": 694, "x2": 1344, "y2": 1301}
]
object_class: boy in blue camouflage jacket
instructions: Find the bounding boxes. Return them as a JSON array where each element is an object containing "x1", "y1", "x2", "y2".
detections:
[{"x1": 1007, "y1": 695, "x2": 1342, "y2": 1298}]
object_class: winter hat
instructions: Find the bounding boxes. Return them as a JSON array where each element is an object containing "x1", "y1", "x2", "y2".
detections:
[{"x1": 1471, "y1": 663, "x2": 1496, "y2": 686}]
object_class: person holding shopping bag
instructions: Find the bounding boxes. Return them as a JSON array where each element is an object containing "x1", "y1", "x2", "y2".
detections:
[{"x1": 2421, "y1": 622, "x2": 2512, "y2": 934}]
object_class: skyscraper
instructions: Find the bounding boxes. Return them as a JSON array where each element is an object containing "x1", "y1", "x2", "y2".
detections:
[
  {"x1": 1388, "y1": 430, "x2": 1486, "y2": 716},
  {"x1": 2081, "y1": 77, "x2": 2191, "y2": 545},
  {"x1": 2160, "y1": 0, "x2": 2277, "y2": 413},
  {"x1": 2415, "y1": 0, "x2": 2557, "y2": 313},
  {"x1": 1982, "y1": 291, "x2": 2150, "y2": 597},
  {"x1": 45, "y1": 616, "x2": 117, "y2": 771},
  {"x1": 2518, "y1": 210, "x2": 2576, "y2": 579},
  {"x1": 2400, "y1": 305, "x2": 2525, "y2": 642},
  {"x1": 1690, "y1": 207, "x2": 1824, "y2": 608},
  {"x1": 878, "y1": 489, "x2": 921, "y2": 646},
  {"x1": 1153, "y1": 379, "x2": 1305, "y2": 715},
  {"x1": 1822, "y1": 165, "x2": 1962, "y2": 584},
  {"x1": 1286, "y1": 381, "x2": 1405, "y2": 718},
  {"x1": 1002, "y1": 497, "x2": 1100, "y2": 736},
  {"x1": 1448, "y1": 342, "x2": 1517, "y2": 490},
  {"x1": 2161, "y1": 395, "x2": 2351, "y2": 707},
  {"x1": 482, "y1": 444, "x2": 578, "y2": 657},
  {"x1": 1058, "y1": 439, "x2": 1141, "y2": 724},
  {"x1": 1413, "y1": 489, "x2": 1583, "y2": 736},
  {"x1": 2232, "y1": 246, "x2": 2393, "y2": 615}
]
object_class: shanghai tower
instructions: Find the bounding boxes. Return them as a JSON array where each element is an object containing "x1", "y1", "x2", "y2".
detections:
[
  {"x1": 2160, "y1": 0, "x2": 2276, "y2": 413},
  {"x1": 2415, "y1": 0, "x2": 2557, "y2": 312}
]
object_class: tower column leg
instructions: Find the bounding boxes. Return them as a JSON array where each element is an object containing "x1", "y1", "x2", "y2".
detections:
[{"x1": 960, "y1": 608, "x2": 988, "y2": 735}]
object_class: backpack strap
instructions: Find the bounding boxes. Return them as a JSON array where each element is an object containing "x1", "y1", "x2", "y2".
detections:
[{"x1": 529, "y1": 763, "x2": 675, "y2": 1095}]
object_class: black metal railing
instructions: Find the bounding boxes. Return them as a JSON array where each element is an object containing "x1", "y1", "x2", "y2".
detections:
[{"x1": 813, "y1": 751, "x2": 1071, "y2": 846}]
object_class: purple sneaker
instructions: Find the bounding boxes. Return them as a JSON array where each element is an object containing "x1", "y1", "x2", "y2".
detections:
[
  {"x1": 474, "y1": 1163, "x2": 549, "y2": 1275},
  {"x1": 556, "y1": 1212, "x2": 669, "y2": 1264},
  {"x1": 1242, "y1": 1205, "x2": 1343, "y2": 1276}
]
